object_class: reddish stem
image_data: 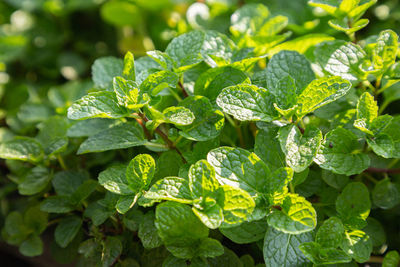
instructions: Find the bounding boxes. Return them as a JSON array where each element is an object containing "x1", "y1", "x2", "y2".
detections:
[{"x1": 365, "y1": 167, "x2": 400, "y2": 174}]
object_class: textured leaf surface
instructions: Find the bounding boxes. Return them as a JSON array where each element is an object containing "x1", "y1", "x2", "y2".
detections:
[
  {"x1": 92, "y1": 56, "x2": 123, "y2": 89},
  {"x1": 217, "y1": 84, "x2": 276, "y2": 122},
  {"x1": 299, "y1": 242, "x2": 352, "y2": 264},
  {"x1": 55, "y1": 216, "x2": 82, "y2": 248},
  {"x1": 207, "y1": 146, "x2": 270, "y2": 195},
  {"x1": 98, "y1": 165, "x2": 134, "y2": 195},
  {"x1": 144, "y1": 177, "x2": 193, "y2": 203},
  {"x1": 67, "y1": 91, "x2": 129, "y2": 120},
  {"x1": 126, "y1": 154, "x2": 155, "y2": 192},
  {"x1": 255, "y1": 127, "x2": 285, "y2": 171},
  {"x1": 315, "y1": 217, "x2": 345, "y2": 247},
  {"x1": 315, "y1": 128, "x2": 370, "y2": 175},
  {"x1": 189, "y1": 160, "x2": 220, "y2": 200},
  {"x1": 340, "y1": 230, "x2": 372, "y2": 263},
  {"x1": 0, "y1": 137, "x2": 43, "y2": 163},
  {"x1": 220, "y1": 220, "x2": 267, "y2": 244},
  {"x1": 178, "y1": 96, "x2": 224, "y2": 141},
  {"x1": 263, "y1": 227, "x2": 312, "y2": 267},
  {"x1": 138, "y1": 212, "x2": 163, "y2": 249},
  {"x1": 336, "y1": 182, "x2": 371, "y2": 229},
  {"x1": 296, "y1": 76, "x2": 352, "y2": 118},
  {"x1": 278, "y1": 125, "x2": 322, "y2": 172},
  {"x1": 78, "y1": 123, "x2": 146, "y2": 154},
  {"x1": 267, "y1": 193, "x2": 316, "y2": 234}
]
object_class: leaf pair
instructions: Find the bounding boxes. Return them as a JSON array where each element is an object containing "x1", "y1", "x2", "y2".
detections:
[
  {"x1": 145, "y1": 159, "x2": 255, "y2": 229},
  {"x1": 98, "y1": 154, "x2": 155, "y2": 213}
]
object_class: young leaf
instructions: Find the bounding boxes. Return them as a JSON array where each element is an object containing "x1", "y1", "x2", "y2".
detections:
[
  {"x1": 315, "y1": 128, "x2": 370, "y2": 175},
  {"x1": 263, "y1": 227, "x2": 312, "y2": 267},
  {"x1": 113, "y1": 76, "x2": 149, "y2": 109},
  {"x1": 162, "y1": 106, "x2": 195, "y2": 126},
  {"x1": 126, "y1": 154, "x2": 155, "y2": 192},
  {"x1": 123, "y1": 51, "x2": 135, "y2": 81},
  {"x1": 67, "y1": 91, "x2": 129, "y2": 120},
  {"x1": 267, "y1": 193, "x2": 317, "y2": 234},
  {"x1": 140, "y1": 70, "x2": 179, "y2": 96},
  {"x1": 278, "y1": 125, "x2": 322, "y2": 172},
  {"x1": 373, "y1": 30, "x2": 398, "y2": 70},
  {"x1": 216, "y1": 84, "x2": 276, "y2": 122},
  {"x1": 296, "y1": 76, "x2": 352, "y2": 118},
  {"x1": 144, "y1": 177, "x2": 193, "y2": 204},
  {"x1": 218, "y1": 185, "x2": 255, "y2": 227},
  {"x1": 188, "y1": 160, "x2": 220, "y2": 200}
]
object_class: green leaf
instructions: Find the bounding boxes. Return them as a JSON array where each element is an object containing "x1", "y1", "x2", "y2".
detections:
[
  {"x1": 162, "y1": 106, "x2": 195, "y2": 126},
  {"x1": 264, "y1": 167, "x2": 293, "y2": 202},
  {"x1": 140, "y1": 70, "x2": 179, "y2": 96},
  {"x1": 328, "y1": 18, "x2": 369, "y2": 34},
  {"x1": 197, "y1": 238, "x2": 224, "y2": 258},
  {"x1": 255, "y1": 127, "x2": 285, "y2": 171},
  {"x1": 383, "y1": 251, "x2": 400, "y2": 267},
  {"x1": 178, "y1": 96, "x2": 224, "y2": 141},
  {"x1": 315, "y1": 217, "x2": 345, "y2": 248},
  {"x1": 380, "y1": 116, "x2": 400, "y2": 158},
  {"x1": 265, "y1": 50, "x2": 315, "y2": 95},
  {"x1": 165, "y1": 30, "x2": 234, "y2": 68},
  {"x1": 207, "y1": 146, "x2": 270, "y2": 195},
  {"x1": 116, "y1": 195, "x2": 137, "y2": 214},
  {"x1": 315, "y1": 128, "x2": 370, "y2": 175},
  {"x1": 52, "y1": 170, "x2": 88, "y2": 196},
  {"x1": 299, "y1": 242, "x2": 352, "y2": 265},
  {"x1": 268, "y1": 34, "x2": 334, "y2": 56},
  {"x1": 55, "y1": 216, "x2": 82, "y2": 248},
  {"x1": 340, "y1": 230, "x2": 372, "y2": 263},
  {"x1": 372, "y1": 178, "x2": 400, "y2": 209},
  {"x1": 373, "y1": 30, "x2": 398, "y2": 70},
  {"x1": 357, "y1": 92, "x2": 378, "y2": 124},
  {"x1": 308, "y1": 0, "x2": 339, "y2": 16},
  {"x1": 0, "y1": 137, "x2": 43, "y2": 163},
  {"x1": 336, "y1": 182, "x2": 371, "y2": 229},
  {"x1": 18, "y1": 166, "x2": 51, "y2": 195},
  {"x1": 296, "y1": 76, "x2": 352, "y2": 118},
  {"x1": 144, "y1": 177, "x2": 193, "y2": 204},
  {"x1": 220, "y1": 219, "x2": 267, "y2": 244},
  {"x1": 113, "y1": 76, "x2": 149, "y2": 109},
  {"x1": 36, "y1": 116, "x2": 69, "y2": 155},
  {"x1": 98, "y1": 165, "x2": 134, "y2": 195},
  {"x1": 189, "y1": 160, "x2": 220, "y2": 200},
  {"x1": 363, "y1": 217, "x2": 386, "y2": 248},
  {"x1": 40, "y1": 196, "x2": 74, "y2": 214},
  {"x1": 92, "y1": 56, "x2": 123, "y2": 89},
  {"x1": 67, "y1": 118, "x2": 118, "y2": 138},
  {"x1": 278, "y1": 125, "x2": 322, "y2": 172},
  {"x1": 77, "y1": 123, "x2": 146, "y2": 154},
  {"x1": 267, "y1": 193, "x2": 317, "y2": 234},
  {"x1": 194, "y1": 66, "x2": 250, "y2": 102},
  {"x1": 138, "y1": 211, "x2": 163, "y2": 249},
  {"x1": 123, "y1": 51, "x2": 135, "y2": 81},
  {"x1": 67, "y1": 91, "x2": 129, "y2": 120},
  {"x1": 314, "y1": 40, "x2": 366, "y2": 81},
  {"x1": 126, "y1": 154, "x2": 155, "y2": 192},
  {"x1": 218, "y1": 185, "x2": 255, "y2": 227},
  {"x1": 192, "y1": 205, "x2": 224, "y2": 229},
  {"x1": 321, "y1": 169, "x2": 349, "y2": 190},
  {"x1": 155, "y1": 201, "x2": 209, "y2": 258},
  {"x1": 19, "y1": 235, "x2": 43, "y2": 257},
  {"x1": 263, "y1": 227, "x2": 312, "y2": 267},
  {"x1": 102, "y1": 236, "x2": 123, "y2": 267},
  {"x1": 230, "y1": 3, "x2": 270, "y2": 37},
  {"x1": 216, "y1": 84, "x2": 276, "y2": 122}
]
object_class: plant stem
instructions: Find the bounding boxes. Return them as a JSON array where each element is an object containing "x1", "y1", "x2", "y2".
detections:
[
  {"x1": 363, "y1": 173, "x2": 379, "y2": 184},
  {"x1": 178, "y1": 80, "x2": 189, "y2": 98},
  {"x1": 57, "y1": 155, "x2": 67, "y2": 170},
  {"x1": 139, "y1": 113, "x2": 187, "y2": 163}
]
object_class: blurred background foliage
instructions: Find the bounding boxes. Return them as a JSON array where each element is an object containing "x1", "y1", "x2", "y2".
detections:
[{"x1": 0, "y1": 0, "x2": 399, "y2": 264}]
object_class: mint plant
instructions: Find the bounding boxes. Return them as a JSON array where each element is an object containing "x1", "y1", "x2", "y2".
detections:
[{"x1": 1, "y1": 1, "x2": 400, "y2": 266}]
